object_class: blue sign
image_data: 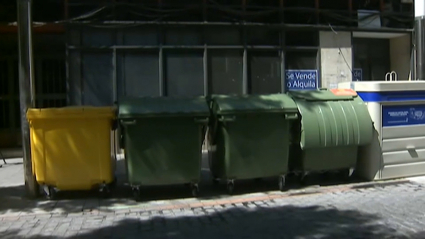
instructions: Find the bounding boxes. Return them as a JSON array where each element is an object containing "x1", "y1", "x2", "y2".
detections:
[
  {"x1": 353, "y1": 69, "x2": 362, "y2": 81},
  {"x1": 358, "y1": 91, "x2": 425, "y2": 103},
  {"x1": 382, "y1": 105, "x2": 425, "y2": 127},
  {"x1": 285, "y1": 70, "x2": 318, "y2": 91}
]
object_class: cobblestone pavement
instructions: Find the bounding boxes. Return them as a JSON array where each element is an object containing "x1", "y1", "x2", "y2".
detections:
[{"x1": 1, "y1": 157, "x2": 425, "y2": 238}]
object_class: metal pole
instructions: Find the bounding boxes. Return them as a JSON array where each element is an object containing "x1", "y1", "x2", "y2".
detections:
[
  {"x1": 415, "y1": 18, "x2": 425, "y2": 80},
  {"x1": 415, "y1": 0, "x2": 425, "y2": 80},
  {"x1": 17, "y1": 0, "x2": 38, "y2": 197}
]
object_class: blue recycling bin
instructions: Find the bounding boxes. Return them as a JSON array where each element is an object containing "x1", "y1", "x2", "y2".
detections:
[{"x1": 339, "y1": 81, "x2": 425, "y2": 180}]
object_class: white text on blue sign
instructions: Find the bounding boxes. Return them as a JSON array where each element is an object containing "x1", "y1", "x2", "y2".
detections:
[{"x1": 286, "y1": 70, "x2": 318, "y2": 90}]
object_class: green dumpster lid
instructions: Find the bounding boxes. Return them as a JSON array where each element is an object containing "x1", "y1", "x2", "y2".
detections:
[
  {"x1": 293, "y1": 93, "x2": 373, "y2": 149},
  {"x1": 118, "y1": 96, "x2": 210, "y2": 118},
  {"x1": 289, "y1": 89, "x2": 357, "y2": 101},
  {"x1": 210, "y1": 94, "x2": 298, "y2": 114}
]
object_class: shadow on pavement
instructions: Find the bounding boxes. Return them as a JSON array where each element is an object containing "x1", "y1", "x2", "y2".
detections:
[
  {"x1": 0, "y1": 152, "x2": 415, "y2": 216},
  {"x1": 0, "y1": 204, "x2": 423, "y2": 239},
  {"x1": 0, "y1": 165, "x2": 416, "y2": 216}
]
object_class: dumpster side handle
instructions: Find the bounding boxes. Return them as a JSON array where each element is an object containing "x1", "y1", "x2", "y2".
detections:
[
  {"x1": 218, "y1": 116, "x2": 236, "y2": 122},
  {"x1": 284, "y1": 113, "x2": 298, "y2": 120},
  {"x1": 121, "y1": 119, "x2": 136, "y2": 125},
  {"x1": 194, "y1": 118, "x2": 209, "y2": 124},
  {"x1": 111, "y1": 119, "x2": 118, "y2": 130}
]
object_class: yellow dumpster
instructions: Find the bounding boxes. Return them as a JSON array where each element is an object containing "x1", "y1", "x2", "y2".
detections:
[{"x1": 27, "y1": 107, "x2": 116, "y2": 199}]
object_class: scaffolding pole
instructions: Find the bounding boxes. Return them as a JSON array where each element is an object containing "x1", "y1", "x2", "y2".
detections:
[{"x1": 17, "y1": 0, "x2": 38, "y2": 197}]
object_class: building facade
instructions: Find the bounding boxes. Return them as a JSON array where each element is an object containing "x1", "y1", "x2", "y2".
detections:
[{"x1": 0, "y1": 0, "x2": 415, "y2": 148}]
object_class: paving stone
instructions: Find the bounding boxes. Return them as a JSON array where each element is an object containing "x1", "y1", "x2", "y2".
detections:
[
  {"x1": 205, "y1": 208, "x2": 215, "y2": 213},
  {"x1": 139, "y1": 216, "x2": 150, "y2": 221},
  {"x1": 2, "y1": 157, "x2": 425, "y2": 239}
]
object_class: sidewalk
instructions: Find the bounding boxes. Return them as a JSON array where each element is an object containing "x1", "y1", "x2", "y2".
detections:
[
  {"x1": 1, "y1": 155, "x2": 425, "y2": 238},
  {"x1": 0, "y1": 154, "x2": 423, "y2": 217}
]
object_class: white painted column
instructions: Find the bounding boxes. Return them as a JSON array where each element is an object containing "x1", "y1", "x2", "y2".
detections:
[{"x1": 416, "y1": 0, "x2": 424, "y2": 18}]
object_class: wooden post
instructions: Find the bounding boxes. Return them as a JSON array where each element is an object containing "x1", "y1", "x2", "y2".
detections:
[{"x1": 17, "y1": 0, "x2": 39, "y2": 198}]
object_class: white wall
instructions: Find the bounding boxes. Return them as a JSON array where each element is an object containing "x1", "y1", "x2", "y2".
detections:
[
  {"x1": 320, "y1": 31, "x2": 352, "y2": 89},
  {"x1": 416, "y1": 0, "x2": 425, "y2": 17},
  {"x1": 390, "y1": 34, "x2": 412, "y2": 80}
]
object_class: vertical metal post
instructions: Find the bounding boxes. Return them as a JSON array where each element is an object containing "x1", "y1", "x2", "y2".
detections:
[
  {"x1": 111, "y1": 47, "x2": 120, "y2": 157},
  {"x1": 415, "y1": 18, "x2": 425, "y2": 80},
  {"x1": 17, "y1": 0, "x2": 38, "y2": 197},
  {"x1": 415, "y1": 0, "x2": 425, "y2": 80},
  {"x1": 280, "y1": 0, "x2": 285, "y2": 93},
  {"x1": 158, "y1": 0, "x2": 164, "y2": 96},
  {"x1": 203, "y1": 0, "x2": 208, "y2": 95},
  {"x1": 243, "y1": 47, "x2": 248, "y2": 94},
  {"x1": 411, "y1": 32, "x2": 416, "y2": 81},
  {"x1": 112, "y1": 48, "x2": 118, "y2": 103},
  {"x1": 317, "y1": 47, "x2": 322, "y2": 88},
  {"x1": 242, "y1": 0, "x2": 248, "y2": 94},
  {"x1": 281, "y1": 29, "x2": 285, "y2": 93},
  {"x1": 280, "y1": 49, "x2": 285, "y2": 93},
  {"x1": 203, "y1": 46, "x2": 208, "y2": 95},
  {"x1": 159, "y1": 45, "x2": 164, "y2": 96}
]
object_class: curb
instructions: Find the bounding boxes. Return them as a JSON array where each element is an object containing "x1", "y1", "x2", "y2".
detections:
[
  {"x1": 135, "y1": 179, "x2": 412, "y2": 213},
  {"x1": 0, "y1": 178, "x2": 414, "y2": 219}
]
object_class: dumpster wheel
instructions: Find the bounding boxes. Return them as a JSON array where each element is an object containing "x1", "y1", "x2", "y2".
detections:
[
  {"x1": 340, "y1": 168, "x2": 353, "y2": 182},
  {"x1": 99, "y1": 184, "x2": 111, "y2": 198},
  {"x1": 132, "y1": 187, "x2": 142, "y2": 201},
  {"x1": 212, "y1": 178, "x2": 220, "y2": 185},
  {"x1": 278, "y1": 175, "x2": 286, "y2": 192},
  {"x1": 300, "y1": 172, "x2": 310, "y2": 185},
  {"x1": 110, "y1": 176, "x2": 118, "y2": 188},
  {"x1": 226, "y1": 180, "x2": 235, "y2": 195},
  {"x1": 44, "y1": 186, "x2": 57, "y2": 200},
  {"x1": 191, "y1": 184, "x2": 199, "y2": 197}
]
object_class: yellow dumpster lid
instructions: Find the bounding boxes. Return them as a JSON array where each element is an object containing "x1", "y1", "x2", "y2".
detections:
[{"x1": 27, "y1": 106, "x2": 116, "y2": 120}]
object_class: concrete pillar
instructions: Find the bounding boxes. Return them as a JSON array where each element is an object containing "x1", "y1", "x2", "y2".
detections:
[
  {"x1": 415, "y1": 0, "x2": 425, "y2": 80},
  {"x1": 390, "y1": 34, "x2": 412, "y2": 80},
  {"x1": 319, "y1": 31, "x2": 352, "y2": 88},
  {"x1": 17, "y1": 0, "x2": 39, "y2": 198}
]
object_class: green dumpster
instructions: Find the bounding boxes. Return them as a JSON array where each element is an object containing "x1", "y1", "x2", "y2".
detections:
[
  {"x1": 288, "y1": 89, "x2": 373, "y2": 180},
  {"x1": 118, "y1": 96, "x2": 209, "y2": 198},
  {"x1": 208, "y1": 94, "x2": 298, "y2": 194}
]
